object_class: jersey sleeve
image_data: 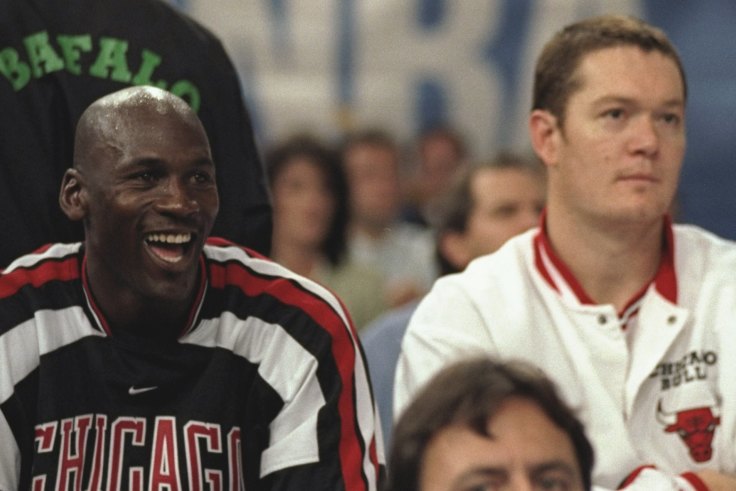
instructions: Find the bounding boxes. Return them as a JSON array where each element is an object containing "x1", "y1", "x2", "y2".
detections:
[
  {"x1": 241, "y1": 266, "x2": 384, "y2": 490},
  {"x1": 0, "y1": 410, "x2": 20, "y2": 490},
  {"x1": 393, "y1": 276, "x2": 496, "y2": 419}
]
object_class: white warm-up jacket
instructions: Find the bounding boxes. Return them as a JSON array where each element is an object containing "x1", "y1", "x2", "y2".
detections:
[{"x1": 396, "y1": 223, "x2": 736, "y2": 490}]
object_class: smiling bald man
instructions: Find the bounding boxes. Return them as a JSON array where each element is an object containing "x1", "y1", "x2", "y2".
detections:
[{"x1": 0, "y1": 86, "x2": 383, "y2": 490}]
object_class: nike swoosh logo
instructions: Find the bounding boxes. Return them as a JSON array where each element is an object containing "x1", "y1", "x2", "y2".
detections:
[{"x1": 128, "y1": 385, "x2": 158, "y2": 395}]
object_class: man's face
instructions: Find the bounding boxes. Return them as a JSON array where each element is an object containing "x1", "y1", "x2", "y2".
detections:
[
  {"x1": 420, "y1": 135, "x2": 464, "y2": 198},
  {"x1": 420, "y1": 397, "x2": 585, "y2": 491},
  {"x1": 542, "y1": 46, "x2": 685, "y2": 226},
  {"x1": 82, "y1": 106, "x2": 218, "y2": 305},
  {"x1": 344, "y1": 143, "x2": 401, "y2": 230},
  {"x1": 460, "y1": 167, "x2": 544, "y2": 261}
]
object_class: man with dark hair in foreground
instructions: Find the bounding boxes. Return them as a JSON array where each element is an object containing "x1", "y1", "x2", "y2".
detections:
[{"x1": 387, "y1": 357, "x2": 593, "y2": 491}]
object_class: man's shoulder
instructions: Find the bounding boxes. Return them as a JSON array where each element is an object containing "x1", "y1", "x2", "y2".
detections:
[
  {"x1": 2, "y1": 242, "x2": 82, "y2": 279},
  {"x1": 203, "y1": 238, "x2": 352, "y2": 322},
  {"x1": 423, "y1": 230, "x2": 538, "y2": 313},
  {"x1": 673, "y1": 223, "x2": 736, "y2": 266},
  {"x1": 453, "y1": 229, "x2": 536, "y2": 284}
]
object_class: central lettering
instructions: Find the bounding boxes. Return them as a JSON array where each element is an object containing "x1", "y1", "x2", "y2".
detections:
[
  {"x1": 0, "y1": 30, "x2": 201, "y2": 111},
  {"x1": 32, "y1": 415, "x2": 243, "y2": 491}
]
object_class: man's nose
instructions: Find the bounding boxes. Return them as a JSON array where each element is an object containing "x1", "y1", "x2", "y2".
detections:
[
  {"x1": 629, "y1": 114, "x2": 660, "y2": 157},
  {"x1": 155, "y1": 179, "x2": 200, "y2": 215}
]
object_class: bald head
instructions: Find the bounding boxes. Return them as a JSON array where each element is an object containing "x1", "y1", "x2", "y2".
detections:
[
  {"x1": 60, "y1": 85, "x2": 216, "y2": 227},
  {"x1": 74, "y1": 86, "x2": 207, "y2": 172}
]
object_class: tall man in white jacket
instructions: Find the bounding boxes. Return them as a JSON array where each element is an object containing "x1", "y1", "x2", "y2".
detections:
[{"x1": 395, "y1": 14, "x2": 736, "y2": 491}]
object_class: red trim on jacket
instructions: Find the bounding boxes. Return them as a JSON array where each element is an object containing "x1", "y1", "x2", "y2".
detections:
[
  {"x1": 533, "y1": 213, "x2": 678, "y2": 315},
  {"x1": 680, "y1": 472, "x2": 710, "y2": 491}
]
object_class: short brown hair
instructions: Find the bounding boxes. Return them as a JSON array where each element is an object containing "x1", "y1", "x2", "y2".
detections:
[
  {"x1": 532, "y1": 14, "x2": 686, "y2": 125},
  {"x1": 433, "y1": 152, "x2": 543, "y2": 275},
  {"x1": 386, "y1": 357, "x2": 594, "y2": 491}
]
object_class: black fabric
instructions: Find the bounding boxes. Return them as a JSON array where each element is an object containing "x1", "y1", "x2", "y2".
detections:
[
  {"x1": 0, "y1": 0, "x2": 272, "y2": 268},
  {"x1": 0, "y1": 242, "x2": 377, "y2": 490}
]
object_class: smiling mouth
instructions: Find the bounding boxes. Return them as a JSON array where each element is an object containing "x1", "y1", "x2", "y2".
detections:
[{"x1": 144, "y1": 232, "x2": 193, "y2": 263}]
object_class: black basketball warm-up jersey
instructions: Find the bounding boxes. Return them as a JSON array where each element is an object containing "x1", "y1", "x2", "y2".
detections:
[
  {"x1": 0, "y1": 239, "x2": 383, "y2": 490},
  {"x1": 0, "y1": 0, "x2": 272, "y2": 267}
]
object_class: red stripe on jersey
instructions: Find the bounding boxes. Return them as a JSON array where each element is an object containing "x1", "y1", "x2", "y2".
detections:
[
  {"x1": 368, "y1": 434, "x2": 380, "y2": 483},
  {"x1": 208, "y1": 260, "x2": 367, "y2": 491},
  {"x1": 206, "y1": 237, "x2": 269, "y2": 261},
  {"x1": 0, "y1": 256, "x2": 80, "y2": 299}
]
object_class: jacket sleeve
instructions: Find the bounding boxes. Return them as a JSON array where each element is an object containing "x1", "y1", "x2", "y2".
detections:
[{"x1": 393, "y1": 277, "x2": 496, "y2": 419}]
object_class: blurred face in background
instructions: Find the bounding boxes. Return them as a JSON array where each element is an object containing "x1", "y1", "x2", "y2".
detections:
[
  {"x1": 443, "y1": 167, "x2": 545, "y2": 269},
  {"x1": 466, "y1": 167, "x2": 545, "y2": 254},
  {"x1": 344, "y1": 143, "x2": 402, "y2": 232},
  {"x1": 271, "y1": 157, "x2": 335, "y2": 250},
  {"x1": 418, "y1": 133, "x2": 466, "y2": 202}
]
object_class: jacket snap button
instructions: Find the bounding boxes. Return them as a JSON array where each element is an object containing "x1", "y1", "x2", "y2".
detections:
[
  {"x1": 667, "y1": 315, "x2": 677, "y2": 324},
  {"x1": 598, "y1": 314, "x2": 607, "y2": 324}
]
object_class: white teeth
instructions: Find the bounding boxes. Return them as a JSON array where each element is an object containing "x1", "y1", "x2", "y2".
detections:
[{"x1": 145, "y1": 233, "x2": 191, "y2": 244}]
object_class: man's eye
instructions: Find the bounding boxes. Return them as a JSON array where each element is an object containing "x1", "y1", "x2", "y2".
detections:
[
  {"x1": 536, "y1": 476, "x2": 571, "y2": 491},
  {"x1": 659, "y1": 113, "x2": 681, "y2": 126},
  {"x1": 603, "y1": 108, "x2": 624, "y2": 119},
  {"x1": 135, "y1": 171, "x2": 157, "y2": 182},
  {"x1": 193, "y1": 171, "x2": 214, "y2": 184}
]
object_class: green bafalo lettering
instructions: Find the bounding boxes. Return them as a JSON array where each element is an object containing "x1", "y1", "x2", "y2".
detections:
[
  {"x1": 131, "y1": 49, "x2": 167, "y2": 88},
  {"x1": 0, "y1": 47, "x2": 31, "y2": 90},
  {"x1": 170, "y1": 80, "x2": 200, "y2": 113},
  {"x1": 89, "y1": 37, "x2": 132, "y2": 82},
  {"x1": 57, "y1": 34, "x2": 92, "y2": 76},
  {"x1": 0, "y1": 31, "x2": 202, "y2": 112},
  {"x1": 23, "y1": 31, "x2": 64, "y2": 78}
]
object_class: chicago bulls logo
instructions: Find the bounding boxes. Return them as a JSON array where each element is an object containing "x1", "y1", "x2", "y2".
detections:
[{"x1": 656, "y1": 400, "x2": 720, "y2": 462}]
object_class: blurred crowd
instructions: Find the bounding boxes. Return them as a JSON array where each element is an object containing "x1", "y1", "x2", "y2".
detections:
[{"x1": 264, "y1": 125, "x2": 546, "y2": 332}]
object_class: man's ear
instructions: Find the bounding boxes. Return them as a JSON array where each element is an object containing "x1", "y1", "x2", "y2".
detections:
[
  {"x1": 59, "y1": 168, "x2": 88, "y2": 221},
  {"x1": 529, "y1": 109, "x2": 561, "y2": 169}
]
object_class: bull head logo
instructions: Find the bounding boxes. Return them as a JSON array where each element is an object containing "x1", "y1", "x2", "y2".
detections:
[{"x1": 657, "y1": 400, "x2": 720, "y2": 462}]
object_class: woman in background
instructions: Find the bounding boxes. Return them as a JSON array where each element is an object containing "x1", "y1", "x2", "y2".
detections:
[{"x1": 267, "y1": 134, "x2": 387, "y2": 330}]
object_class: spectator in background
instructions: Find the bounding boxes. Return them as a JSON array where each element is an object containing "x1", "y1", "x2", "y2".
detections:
[
  {"x1": 341, "y1": 129, "x2": 437, "y2": 308},
  {"x1": 361, "y1": 152, "x2": 545, "y2": 445},
  {"x1": 268, "y1": 134, "x2": 387, "y2": 330},
  {"x1": 385, "y1": 356, "x2": 593, "y2": 491},
  {"x1": 0, "y1": 0, "x2": 271, "y2": 268},
  {"x1": 402, "y1": 125, "x2": 469, "y2": 228}
]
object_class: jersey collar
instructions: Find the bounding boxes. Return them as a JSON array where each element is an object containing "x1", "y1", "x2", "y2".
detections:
[
  {"x1": 533, "y1": 211, "x2": 677, "y2": 313},
  {"x1": 81, "y1": 254, "x2": 208, "y2": 338}
]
